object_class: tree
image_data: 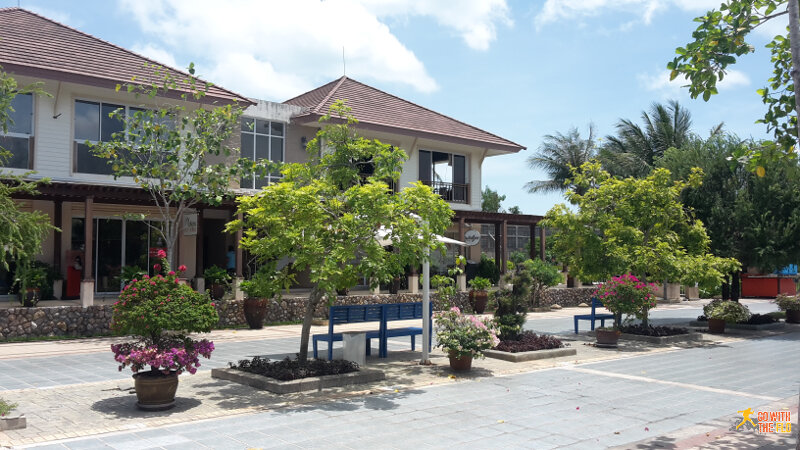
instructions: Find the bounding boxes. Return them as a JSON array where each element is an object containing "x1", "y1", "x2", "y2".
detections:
[
  {"x1": 0, "y1": 68, "x2": 55, "y2": 276},
  {"x1": 543, "y1": 162, "x2": 739, "y2": 325},
  {"x1": 525, "y1": 125, "x2": 596, "y2": 196},
  {"x1": 91, "y1": 64, "x2": 255, "y2": 268},
  {"x1": 507, "y1": 205, "x2": 522, "y2": 215},
  {"x1": 667, "y1": 0, "x2": 800, "y2": 154},
  {"x1": 481, "y1": 186, "x2": 505, "y2": 212},
  {"x1": 599, "y1": 100, "x2": 696, "y2": 178},
  {"x1": 230, "y1": 101, "x2": 453, "y2": 362}
]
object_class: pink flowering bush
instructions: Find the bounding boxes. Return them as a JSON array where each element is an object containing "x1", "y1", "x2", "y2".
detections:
[
  {"x1": 594, "y1": 274, "x2": 658, "y2": 328},
  {"x1": 111, "y1": 255, "x2": 218, "y2": 375},
  {"x1": 434, "y1": 306, "x2": 500, "y2": 358}
]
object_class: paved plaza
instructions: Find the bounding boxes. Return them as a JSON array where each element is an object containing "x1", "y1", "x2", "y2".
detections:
[{"x1": 0, "y1": 300, "x2": 797, "y2": 449}]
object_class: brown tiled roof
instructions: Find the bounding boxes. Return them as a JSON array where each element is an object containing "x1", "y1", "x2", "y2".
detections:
[
  {"x1": 284, "y1": 76, "x2": 525, "y2": 152},
  {"x1": 0, "y1": 8, "x2": 251, "y2": 105}
]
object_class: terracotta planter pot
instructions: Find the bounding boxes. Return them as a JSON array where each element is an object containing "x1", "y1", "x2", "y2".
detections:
[
  {"x1": 133, "y1": 371, "x2": 179, "y2": 411},
  {"x1": 785, "y1": 309, "x2": 800, "y2": 324},
  {"x1": 243, "y1": 297, "x2": 268, "y2": 329},
  {"x1": 470, "y1": 290, "x2": 489, "y2": 314},
  {"x1": 208, "y1": 284, "x2": 225, "y2": 301},
  {"x1": 707, "y1": 318, "x2": 726, "y2": 333},
  {"x1": 595, "y1": 329, "x2": 620, "y2": 348},
  {"x1": 448, "y1": 351, "x2": 473, "y2": 371}
]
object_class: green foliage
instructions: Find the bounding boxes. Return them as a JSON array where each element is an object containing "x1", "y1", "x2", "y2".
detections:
[
  {"x1": 13, "y1": 264, "x2": 47, "y2": 305},
  {"x1": 431, "y1": 274, "x2": 456, "y2": 309},
  {"x1": 595, "y1": 274, "x2": 658, "y2": 328},
  {"x1": 526, "y1": 125, "x2": 597, "y2": 195},
  {"x1": 525, "y1": 258, "x2": 562, "y2": 307},
  {"x1": 230, "y1": 100, "x2": 452, "y2": 361},
  {"x1": 203, "y1": 265, "x2": 231, "y2": 286},
  {"x1": 468, "y1": 276, "x2": 492, "y2": 291},
  {"x1": 481, "y1": 186, "x2": 506, "y2": 212},
  {"x1": 120, "y1": 266, "x2": 146, "y2": 286},
  {"x1": 704, "y1": 299, "x2": 751, "y2": 323},
  {"x1": 0, "y1": 398, "x2": 17, "y2": 417},
  {"x1": 507, "y1": 205, "x2": 522, "y2": 214},
  {"x1": 434, "y1": 306, "x2": 500, "y2": 358},
  {"x1": 543, "y1": 162, "x2": 739, "y2": 288},
  {"x1": 494, "y1": 262, "x2": 535, "y2": 341},
  {"x1": 239, "y1": 264, "x2": 289, "y2": 299},
  {"x1": 475, "y1": 254, "x2": 500, "y2": 284},
  {"x1": 774, "y1": 294, "x2": 800, "y2": 311}
]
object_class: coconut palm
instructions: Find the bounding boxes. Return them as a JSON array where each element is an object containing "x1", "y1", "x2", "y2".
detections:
[
  {"x1": 599, "y1": 100, "x2": 694, "y2": 178},
  {"x1": 525, "y1": 125, "x2": 597, "y2": 196}
]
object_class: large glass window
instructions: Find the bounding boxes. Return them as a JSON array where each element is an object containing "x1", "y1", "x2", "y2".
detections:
[
  {"x1": 74, "y1": 100, "x2": 126, "y2": 174},
  {"x1": 0, "y1": 93, "x2": 33, "y2": 169},
  {"x1": 240, "y1": 117, "x2": 284, "y2": 189},
  {"x1": 418, "y1": 150, "x2": 467, "y2": 203}
]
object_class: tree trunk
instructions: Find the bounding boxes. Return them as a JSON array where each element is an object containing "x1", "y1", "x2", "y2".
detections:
[
  {"x1": 641, "y1": 307, "x2": 649, "y2": 328},
  {"x1": 298, "y1": 286, "x2": 324, "y2": 363},
  {"x1": 787, "y1": 0, "x2": 800, "y2": 145},
  {"x1": 721, "y1": 277, "x2": 730, "y2": 301},
  {"x1": 731, "y1": 270, "x2": 740, "y2": 302}
]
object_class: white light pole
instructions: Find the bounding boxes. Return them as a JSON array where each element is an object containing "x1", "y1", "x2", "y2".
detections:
[{"x1": 421, "y1": 247, "x2": 431, "y2": 365}]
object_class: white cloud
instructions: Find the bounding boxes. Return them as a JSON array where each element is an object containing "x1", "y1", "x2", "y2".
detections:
[
  {"x1": 638, "y1": 69, "x2": 750, "y2": 97},
  {"x1": 119, "y1": 0, "x2": 511, "y2": 100},
  {"x1": 535, "y1": 0, "x2": 730, "y2": 29},
  {"x1": 130, "y1": 44, "x2": 181, "y2": 71}
]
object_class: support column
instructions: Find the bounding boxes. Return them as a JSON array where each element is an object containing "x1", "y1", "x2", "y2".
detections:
[
  {"x1": 529, "y1": 224, "x2": 536, "y2": 260},
  {"x1": 494, "y1": 222, "x2": 501, "y2": 273},
  {"x1": 53, "y1": 201, "x2": 63, "y2": 300},
  {"x1": 195, "y1": 207, "x2": 204, "y2": 293},
  {"x1": 501, "y1": 220, "x2": 507, "y2": 273},
  {"x1": 81, "y1": 196, "x2": 94, "y2": 308},
  {"x1": 458, "y1": 217, "x2": 465, "y2": 256},
  {"x1": 409, "y1": 266, "x2": 419, "y2": 294},
  {"x1": 539, "y1": 226, "x2": 546, "y2": 261},
  {"x1": 234, "y1": 212, "x2": 244, "y2": 300}
]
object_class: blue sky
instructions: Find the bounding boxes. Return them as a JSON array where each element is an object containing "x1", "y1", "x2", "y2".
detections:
[{"x1": 4, "y1": 0, "x2": 785, "y2": 214}]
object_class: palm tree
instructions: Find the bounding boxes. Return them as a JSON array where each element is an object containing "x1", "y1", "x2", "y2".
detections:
[
  {"x1": 525, "y1": 125, "x2": 597, "y2": 196},
  {"x1": 599, "y1": 100, "x2": 693, "y2": 178}
]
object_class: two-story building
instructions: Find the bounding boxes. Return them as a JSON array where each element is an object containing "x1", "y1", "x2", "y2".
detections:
[{"x1": 1, "y1": 7, "x2": 544, "y2": 306}]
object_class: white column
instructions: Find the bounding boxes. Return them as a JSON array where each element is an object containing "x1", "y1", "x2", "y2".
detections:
[
  {"x1": 80, "y1": 281, "x2": 94, "y2": 308},
  {"x1": 421, "y1": 248, "x2": 431, "y2": 365}
]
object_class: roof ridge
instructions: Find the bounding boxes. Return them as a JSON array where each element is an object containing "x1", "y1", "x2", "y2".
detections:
[
  {"x1": 282, "y1": 77, "x2": 341, "y2": 106},
  {"x1": 343, "y1": 77, "x2": 524, "y2": 149},
  {"x1": 2, "y1": 8, "x2": 247, "y2": 103},
  {"x1": 314, "y1": 76, "x2": 348, "y2": 113}
]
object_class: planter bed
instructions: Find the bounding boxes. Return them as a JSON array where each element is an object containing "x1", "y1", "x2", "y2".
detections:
[
  {"x1": 0, "y1": 414, "x2": 26, "y2": 431},
  {"x1": 588, "y1": 330, "x2": 704, "y2": 344},
  {"x1": 484, "y1": 332, "x2": 576, "y2": 362},
  {"x1": 211, "y1": 367, "x2": 385, "y2": 394},
  {"x1": 484, "y1": 347, "x2": 576, "y2": 362},
  {"x1": 689, "y1": 320, "x2": 785, "y2": 331}
]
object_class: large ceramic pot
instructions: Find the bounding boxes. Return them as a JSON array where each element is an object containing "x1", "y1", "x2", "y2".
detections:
[
  {"x1": 208, "y1": 284, "x2": 225, "y2": 301},
  {"x1": 243, "y1": 297, "x2": 268, "y2": 329},
  {"x1": 595, "y1": 329, "x2": 620, "y2": 348},
  {"x1": 707, "y1": 318, "x2": 726, "y2": 333},
  {"x1": 448, "y1": 351, "x2": 473, "y2": 371},
  {"x1": 133, "y1": 371, "x2": 179, "y2": 411},
  {"x1": 20, "y1": 288, "x2": 40, "y2": 307},
  {"x1": 470, "y1": 290, "x2": 489, "y2": 314},
  {"x1": 785, "y1": 309, "x2": 800, "y2": 324}
]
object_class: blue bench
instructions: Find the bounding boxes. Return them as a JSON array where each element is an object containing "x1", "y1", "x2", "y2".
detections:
[
  {"x1": 312, "y1": 303, "x2": 432, "y2": 361},
  {"x1": 574, "y1": 297, "x2": 614, "y2": 334}
]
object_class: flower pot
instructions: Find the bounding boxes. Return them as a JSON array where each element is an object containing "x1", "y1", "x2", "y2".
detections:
[
  {"x1": 243, "y1": 297, "x2": 268, "y2": 329},
  {"x1": 208, "y1": 284, "x2": 225, "y2": 301},
  {"x1": 785, "y1": 309, "x2": 800, "y2": 324},
  {"x1": 470, "y1": 290, "x2": 489, "y2": 314},
  {"x1": 448, "y1": 351, "x2": 473, "y2": 371},
  {"x1": 133, "y1": 371, "x2": 179, "y2": 411},
  {"x1": 707, "y1": 318, "x2": 726, "y2": 333},
  {"x1": 20, "y1": 288, "x2": 40, "y2": 307},
  {"x1": 595, "y1": 329, "x2": 620, "y2": 348}
]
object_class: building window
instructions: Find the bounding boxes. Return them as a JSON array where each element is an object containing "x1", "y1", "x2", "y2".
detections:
[
  {"x1": 507, "y1": 225, "x2": 531, "y2": 255},
  {"x1": 0, "y1": 93, "x2": 33, "y2": 169},
  {"x1": 74, "y1": 100, "x2": 126, "y2": 174},
  {"x1": 240, "y1": 117, "x2": 284, "y2": 189},
  {"x1": 418, "y1": 150, "x2": 467, "y2": 203}
]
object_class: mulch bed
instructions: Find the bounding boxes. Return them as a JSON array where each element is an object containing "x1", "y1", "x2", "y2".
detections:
[
  {"x1": 696, "y1": 313, "x2": 778, "y2": 325},
  {"x1": 620, "y1": 324, "x2": 690, "y2": 336},
  {"x1": 228, "y1": 356, "x2": 359, "y2": 381},
  {"x1": 494, "y1": 331, "x2": 565, "y2": 353}
]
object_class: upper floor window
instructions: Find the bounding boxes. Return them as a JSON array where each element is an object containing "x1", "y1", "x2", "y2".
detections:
[
  {"x1": 240, "y1": 117, "x2": 284, "y2": 189},
  {"x1": 418, "y1": 150, "x2": 467, "y2": 203},
  {"x1": 74, "y1": 100, "x2": 126, "y2": 175},
  {"x1": 0, "y1": 93, "x2": 33, "y2": 169}
]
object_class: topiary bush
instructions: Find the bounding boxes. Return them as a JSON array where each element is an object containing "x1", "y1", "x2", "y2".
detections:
[{"x1": 475, "y1": 254, "x2": 500, "y2": 285}]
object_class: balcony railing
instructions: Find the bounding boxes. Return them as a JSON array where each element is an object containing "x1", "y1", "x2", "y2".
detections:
[{"x1": 422, "y1": 180, "x2": 469, "y2": 204}]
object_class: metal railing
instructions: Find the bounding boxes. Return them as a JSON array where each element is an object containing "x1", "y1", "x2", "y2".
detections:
[{"x1": 421, "y1": 180, "x2": 469, "y2": 204}]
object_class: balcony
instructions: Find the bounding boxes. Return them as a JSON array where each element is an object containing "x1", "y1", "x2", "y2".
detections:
[{"x1": 422, "y1": 180, "x2": 469, "y2": 204}]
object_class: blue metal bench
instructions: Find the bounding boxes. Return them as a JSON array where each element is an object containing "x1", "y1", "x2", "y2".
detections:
[
  {"x1": 312, "y1": 303, "x2": 430, "y2": 360},
  {"x1": 573, "y1": 297, "x2": 614, "y2": 334}
]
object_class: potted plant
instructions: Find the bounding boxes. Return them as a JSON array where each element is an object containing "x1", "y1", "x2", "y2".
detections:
[
  {"x1": 431, "y1": 274, "x2": 456, "y2": 310},
  {"x1": 434, "y1": 306, "x2": 499, "y2": 371},
  {"x1": 239, "y1": 265, "x2": 284, "y2": 329},
  {"x1": 593, "y1": 274, "x2": 658, "y2": 347},
  {"x1": 203, "y1": 265, "x2": 231, "y2": 300},
  {"x1": 111, "y1": 250, "x2": 218, "y2": 410},
  {"x1": 468, "y1": 276, "x2": 491, "y2": 314},
  {"x1": 703, "y1": 300, "x2": 750, "y2": 333},
  {"x1": 774, "y1": 294, "x2": 800, "y2": 323},
  {"x1": 14, "y1": 263, "x2": 48, "y2": 307}
]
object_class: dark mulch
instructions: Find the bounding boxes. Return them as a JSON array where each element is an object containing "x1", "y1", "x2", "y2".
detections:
[
  {"x1": 229, "y1": 356, "x2": 359, "y2": 381},
  {"x1": 620, "y1": 324, "x2": 690, "y2": 336},
  {"x1": 697, "y1": 313, "x2": 778, "y2": 325},
  {"x1": 494, "y1": 331, "x2": 565, "y2": 353}
]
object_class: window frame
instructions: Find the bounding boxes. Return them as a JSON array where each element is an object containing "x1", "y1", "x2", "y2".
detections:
[
  {"x1": 418, "y1": 149, "x2": 469, "y2": 203},
  {"x1": 72, "y1": 99, "x2": 135, "y2": 175},
  {"x1": 239, "y1": 117, "x2": 285, "y2": 189},
  {"x1": 0, "y1": 93, "x2": 35, "y2": 170}
]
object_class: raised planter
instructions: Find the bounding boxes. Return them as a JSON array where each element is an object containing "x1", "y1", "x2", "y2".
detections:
[
  {"x1": 484, "y1": 347, "x2": 576, "y2": 362},
  {"x1": 689, "y1": 320, "x2": 785, "y2": 331},
  {"x1": 211, "y1": 367, "x2": 385, "y2": 394},
  {"x1": 588, "y1": 330, "x2": 704, "y2": 344},
  {"x1": 787, "y1": 310, "x2": 800, "y2": 324},
  {"x1": 0, "y1": 414, "x2": 26, "y2": 431}
]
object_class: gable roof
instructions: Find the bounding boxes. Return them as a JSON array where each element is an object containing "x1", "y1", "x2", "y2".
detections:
[
  {"x1": 0, "y1": 8, "x2": 250, "y2": 105},
  {"x1": 284, "y1": 76, "x2": 525, "y2": 153}
]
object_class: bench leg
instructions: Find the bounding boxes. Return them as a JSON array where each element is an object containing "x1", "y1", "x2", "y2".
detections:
[
  {"x1": 313, "y1": 339, "x2": 318, "y2": 359},
  {"x1": 590, "y1": 319, "x2": 596, "y2": 331},
  {"x1": 410, "y1": 335, "x2": 416, "y2": 351},
  {"x1": 328, "y1": 342, "x2": 334, "y2": 362},
  {"x1": 574, "y1": 317, "x2": 579, "y2": 334},
  {"x1": 366, "y1": 339, "x2": 371, "y2": 356},
  {"x1": 600, "y1": 319, "x2": 606, "y2": 328}
]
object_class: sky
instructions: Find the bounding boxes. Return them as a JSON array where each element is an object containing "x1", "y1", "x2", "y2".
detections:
[{"x1": 3, "y1": 0, "x2": 787, "y2": 215}]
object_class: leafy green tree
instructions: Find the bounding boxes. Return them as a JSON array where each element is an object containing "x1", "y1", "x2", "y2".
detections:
[
  {"x1": 599, "y1": 100, "x2": 697, "y2": 178},
  {"x1": 526, "y1": 258, "x2": 562, "y2": 308},
  {"x1": 230, "y1": 101, "x2": 452, "y2": 362},
  {"x1": 525, "y1": 125, "x2": 596, "y2": 195},
  {"x1": 481, "y1": 186, "x2": 506, "y2": 212},
  {"x1": 667, "y1": 0, "x2": 800, "y2": 154},
  {"x1": 91, "y1": 64, "x2": 255, "y2": 268},
  {"x1": 507, "y1": 205, "x2": 521, "y2": 215},
  {"x1": 543, "y1": 162, "x2": 739, "y2": 324}
]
